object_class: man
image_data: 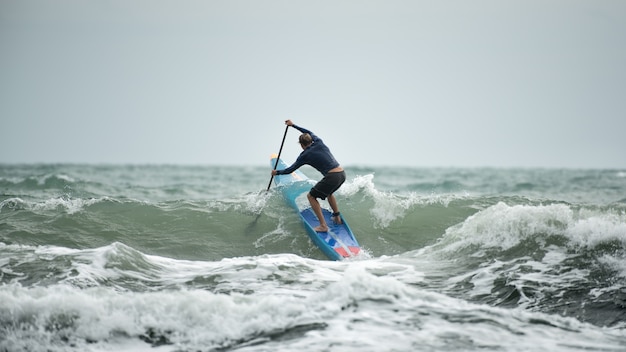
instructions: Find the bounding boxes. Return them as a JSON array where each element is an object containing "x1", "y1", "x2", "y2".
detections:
[{"x1": 271, "y1": 120, "x2": 346, "y2": 232}]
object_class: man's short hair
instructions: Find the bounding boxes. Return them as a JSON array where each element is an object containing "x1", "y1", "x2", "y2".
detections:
[{"x1": 299, "y1": 133, "x2": 313, "y2": 146}]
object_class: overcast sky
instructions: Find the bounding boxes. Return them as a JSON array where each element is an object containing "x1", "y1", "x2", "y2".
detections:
[{"x1": 1, "y1": 0, "x2": 625, "y2": 168}]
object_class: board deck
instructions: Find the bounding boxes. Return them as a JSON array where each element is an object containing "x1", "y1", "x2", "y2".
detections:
[{"x1": 270, "y1": 154, "x2": 361, "y2": 260}]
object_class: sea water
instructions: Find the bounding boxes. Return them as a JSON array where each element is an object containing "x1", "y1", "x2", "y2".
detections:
[{"x1": 1, "y1": 164, "x2": 625, "y2": 351}]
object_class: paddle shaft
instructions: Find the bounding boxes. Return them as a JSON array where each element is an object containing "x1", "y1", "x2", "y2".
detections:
[{"x1": 267, "y1": 125, "x2": 290, "y2": 191}]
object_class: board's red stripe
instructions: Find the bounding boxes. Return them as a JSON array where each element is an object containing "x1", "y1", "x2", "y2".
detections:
[{"x1": 335, "y1": 246, "x2": 361, "y2": 257}]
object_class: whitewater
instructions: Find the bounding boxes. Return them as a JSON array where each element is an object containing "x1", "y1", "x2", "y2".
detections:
[{"x1": 1, "y1": 164, "x2": 625, "y2": 351}]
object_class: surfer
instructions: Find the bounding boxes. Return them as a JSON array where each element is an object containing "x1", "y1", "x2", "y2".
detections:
[{"x1": 271, "y1": 120, "x2": 346, "y2": 232}]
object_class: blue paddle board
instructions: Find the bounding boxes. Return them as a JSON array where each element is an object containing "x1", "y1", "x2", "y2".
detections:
[{"x1": 270, "y1": 154, "x2": 361, "y2": 260}]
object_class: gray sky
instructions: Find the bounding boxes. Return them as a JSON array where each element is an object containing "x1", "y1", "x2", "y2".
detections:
[{"x1": 1, "y1": 0, "x2": 625, "y2": 168}]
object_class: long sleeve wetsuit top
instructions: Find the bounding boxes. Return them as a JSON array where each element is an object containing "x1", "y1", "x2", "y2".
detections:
[{"x1": 275, "y1": 125, "x2": 340, "y2": 176}]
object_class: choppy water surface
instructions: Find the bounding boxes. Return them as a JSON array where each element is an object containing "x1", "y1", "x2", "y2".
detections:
[{"x1": 1, "y1": 164, "x2": 625, "y2": 351}]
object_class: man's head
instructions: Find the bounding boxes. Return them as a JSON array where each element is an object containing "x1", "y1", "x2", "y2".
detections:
[{"x1": 299, "y1": 133, "x2": 313, "y2": 148}]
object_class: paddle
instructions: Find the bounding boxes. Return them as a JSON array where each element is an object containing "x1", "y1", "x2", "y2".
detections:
[
  {"x1": 266, "y1": 124, "x2": 289, "y2": 191},
  {"x1": 246, "y1": 124, "x2": 289, "y2": 234}
]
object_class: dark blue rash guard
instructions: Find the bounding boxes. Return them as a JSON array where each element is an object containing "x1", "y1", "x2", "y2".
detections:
[{"x1": 276, "y1": 125, "x2": 340, "y2": 176}]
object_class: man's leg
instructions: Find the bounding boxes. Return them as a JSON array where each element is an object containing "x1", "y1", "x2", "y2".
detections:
[
  {"x1": 327, "y1": 194, "x2": 342, "y2": 225},
  {"x1": 307, "y1": 192, "x2": 328, "y2": 232}
]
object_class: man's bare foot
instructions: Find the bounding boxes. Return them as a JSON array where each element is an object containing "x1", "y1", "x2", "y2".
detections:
[
  {"x1": 314, "y1": 225, "x2": 329, "y2": 232},
  {"x1": 332, "y1": 215, "x2": 342, "y2": 225}
]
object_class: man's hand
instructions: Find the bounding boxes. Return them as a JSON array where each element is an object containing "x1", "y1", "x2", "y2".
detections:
[
  {"x1": 271, "y1": 169, "x2": 278, "y2": 176},
  {"x1": 285, "y1": 119, "x2": 294, "y2": 127}
]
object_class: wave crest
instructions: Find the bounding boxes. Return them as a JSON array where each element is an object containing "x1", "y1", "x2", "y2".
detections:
[{"x1": 438, "y1": 202, "x2": 626, "y2": 254}]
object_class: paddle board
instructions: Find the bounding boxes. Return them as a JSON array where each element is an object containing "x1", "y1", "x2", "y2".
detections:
[{"x1": 270, "y1": 154, "x2": 361, "y2": 261}]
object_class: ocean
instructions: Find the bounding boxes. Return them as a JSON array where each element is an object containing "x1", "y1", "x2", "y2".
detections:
[{"x1": 1, "y1": 164, "x2": 625, "y2": 352}]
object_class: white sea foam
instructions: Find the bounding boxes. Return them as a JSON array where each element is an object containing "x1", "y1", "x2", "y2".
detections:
[
  {"x1": 567, "y1": 209, "x2": 626, "y2": 248},
  {"x1": 241, "y1": 190, "x2": 272, "y2": 214},
  {"x1": 32, "y1": 197, "x2": 103, "y2": 214},
  {"x1": 253, "y1": 220, "x2": 295, "y2": 250},
  {"x1": 439, "y1": 202, "x2": 626, "y2": 253},
  {"x1": 341, "y1": 174, "x2": 468, "y2": 228},
  {"x1": 0, "y1": 197, "x2": 26, "y2": 212},
  {"x1": 0, "y1": 196, "x2": 106, "y2": 215},
  {"x1": 598, "y1": 254, "x2": 626, "y2": 279},
  {"x1": 1, "y1": 244, "x2": 625, "y2": 352},
  {"x1": 0, "y1": 173, "x2": 75, "y2": 186},
  {"x1": 3, "y1": 165, "x2": 626, "y2": 351}
]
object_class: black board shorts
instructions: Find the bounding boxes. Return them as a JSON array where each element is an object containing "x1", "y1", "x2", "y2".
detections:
[{"x1": 309, "y1": 171, "x2": 346, "y2": 200}]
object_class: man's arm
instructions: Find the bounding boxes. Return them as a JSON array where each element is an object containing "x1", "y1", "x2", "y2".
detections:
[
  {"x1": 287, "y1": 120, "x2": 319, "y2": 142},
  {"x1": 275, "y1": 156, "x2": 305, "y2": 175}
]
